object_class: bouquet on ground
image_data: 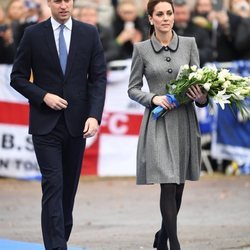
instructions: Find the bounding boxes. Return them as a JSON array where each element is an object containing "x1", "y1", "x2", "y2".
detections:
[{"x1": 152, "y1": 64, "x2": 250, "y2": 120}]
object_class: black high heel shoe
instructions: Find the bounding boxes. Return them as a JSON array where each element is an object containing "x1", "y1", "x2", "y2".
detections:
[
  {"x1": 153, "y1": 230, "x2": 169, "y2": 250},
  {"x1": 153, "y1": 231, "x2": 160, "y2": 248}
]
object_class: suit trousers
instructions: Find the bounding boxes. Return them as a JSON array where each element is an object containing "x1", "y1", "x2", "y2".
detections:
[{"x1": 32, "y1": 114, "x2": 85, "y2": 250}]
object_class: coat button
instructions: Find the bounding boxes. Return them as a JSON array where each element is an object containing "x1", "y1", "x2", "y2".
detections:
[
  {"x1": 168, "y1": 68, "x2": 173, "y2": 73},
  {"x1": 166, "y1": 57, "x2": 171, "y2": 62}
]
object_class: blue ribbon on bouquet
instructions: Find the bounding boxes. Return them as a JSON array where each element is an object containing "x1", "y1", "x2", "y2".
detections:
[{"x1": 152, "y1": 94, "x2": 180, "y2": 120}]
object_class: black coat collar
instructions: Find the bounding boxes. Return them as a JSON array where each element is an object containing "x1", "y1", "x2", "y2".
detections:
[{"x1": 150, "y1": 30, "x2": 179, "y2": 53}]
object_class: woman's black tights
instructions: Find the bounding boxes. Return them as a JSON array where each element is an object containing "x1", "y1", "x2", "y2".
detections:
[{"x1": 157, "y1": 183, "x2": 185, "y2": 250}]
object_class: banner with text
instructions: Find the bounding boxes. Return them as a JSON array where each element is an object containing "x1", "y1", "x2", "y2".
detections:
[{"x1": 0, "y1": 60, "x2": 145, "y2": 178}]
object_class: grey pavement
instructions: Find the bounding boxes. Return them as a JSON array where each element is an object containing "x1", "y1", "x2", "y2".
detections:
[{"x1": 0, "y1": 175, "x2": 250, "y2": 250}]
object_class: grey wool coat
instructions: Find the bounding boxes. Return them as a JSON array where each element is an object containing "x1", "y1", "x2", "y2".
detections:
[{"x1": 128, "y1": 31, "x2": 204, "y2": 185}]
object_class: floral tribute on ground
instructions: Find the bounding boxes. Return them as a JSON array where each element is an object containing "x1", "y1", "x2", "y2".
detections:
[{"x1": 152, "y1": 64, "x2": 250, "y2": 120}]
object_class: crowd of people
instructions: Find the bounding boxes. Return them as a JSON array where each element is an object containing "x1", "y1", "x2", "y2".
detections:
[{"x1": 1, "y1": 0, "x2": 250, "y2": 65}]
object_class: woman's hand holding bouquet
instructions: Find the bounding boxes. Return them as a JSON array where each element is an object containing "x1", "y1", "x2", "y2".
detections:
[
  {"x1": 152, "y1": 95, "x2": 177, "y2": 111},
  {"x1": 186, "y1": 85, "x2": 208, "y2": 105},
  {"x1": 152, "y1": 64, "x2": 250, "y2": 120}
]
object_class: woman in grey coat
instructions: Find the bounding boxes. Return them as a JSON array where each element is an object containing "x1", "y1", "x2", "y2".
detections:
[{"x1": 128, "y1": 0, "x2": 208, "y2": 249}]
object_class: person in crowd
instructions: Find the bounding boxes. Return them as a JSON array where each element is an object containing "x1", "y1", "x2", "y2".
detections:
[
  {"x1": 229, "y1": 0, "x2": 250, "y2": 17},
  {"x1": 193, "y1": 0, "x2": 247, "y2": 173},
  {"x1": 173, "y1": 0, "x2": 213, "y2": 66},
  {"x1": 38, "y1": 3, "x2": 51, "y2": 22},
  {"x1": 76, "y1": 2, "x2": 120, "y2": 62},
  {"x1": 74, "y1": 0, "x2": 115, "y2": 27},
  {"x1": 72, "y1": 5, "x2": 80, "y2": 19},
  {"x1": 113, "y1": 0, "x2": 146, "y2": 59},
  {"x1": 7, "y1": 0, "x2": 39, "y2": 53},
  {"x1": 10, "y1": 0, "x2": 107, "y2": 249},
  {"x1": 92, "y1": 0, "x2": 115, "y2": 27},
  {"x1": 6, "y1": 0, "x2": 25, "y2": 51},
  {"x1": 192, "y1": 0, "x2": 242, "y2": 62},
  {"x1": 0, "y1": 5, "x2": 15, "y2": 64},
  {"x1": 128, "y1": 0, "x2": 208, "y2": 249},
  {"x1": 230, "y1": 0, "x2": 250, "y2": 59}
]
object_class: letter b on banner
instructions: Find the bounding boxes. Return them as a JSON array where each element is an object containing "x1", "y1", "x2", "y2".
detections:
[{"x1": 2, "y1": 134, "x2": 14, "y2": 149}]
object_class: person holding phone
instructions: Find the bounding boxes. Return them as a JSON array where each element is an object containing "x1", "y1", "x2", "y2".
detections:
[{"x1": 113, "y1": 0, "x2": 146, "y2": 59}]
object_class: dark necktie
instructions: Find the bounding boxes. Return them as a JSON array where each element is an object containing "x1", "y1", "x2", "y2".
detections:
[{"x1": 59, "y1": 24, "x2": 67, "y2": 74}]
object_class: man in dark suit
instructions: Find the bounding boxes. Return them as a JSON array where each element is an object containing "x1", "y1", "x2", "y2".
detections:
[{"x1": 10, "y1": 0, "x2": 107, "y2": 249}]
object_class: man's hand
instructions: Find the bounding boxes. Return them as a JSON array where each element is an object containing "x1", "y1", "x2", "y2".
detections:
[
  {"x1": 83, "y1": 117, "x2": 99, "y2": 138},
  {"x1": 43, "y1": 93, "x2": 68, "y2": 110}
]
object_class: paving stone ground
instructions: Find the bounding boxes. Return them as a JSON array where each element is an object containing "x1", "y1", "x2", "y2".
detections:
[{"x1": 0, "y1": 175, "x2": 250, "y2": 250}]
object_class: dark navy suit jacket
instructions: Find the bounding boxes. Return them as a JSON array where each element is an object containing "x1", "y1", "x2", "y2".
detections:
[{"x1": 10, "y1": 18, "x2": 107, "y2": 136}]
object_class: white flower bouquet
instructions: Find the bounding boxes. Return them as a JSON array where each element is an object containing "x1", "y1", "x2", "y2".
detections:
[{"x1": 152, "y1": 64, "x2": 250, "y2": 120}]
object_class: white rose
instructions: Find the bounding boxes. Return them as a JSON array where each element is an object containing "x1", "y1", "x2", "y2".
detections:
[
  {"x1": 197, "y1": 68, "x2": 203, "y2": 74},
  {"x1": 188, "y1": 72, "x2": 196, "y2": 80},
  {"x1": 218, "y1": 69, "x2": 230, "y2": 79},
  {"x1": 182, "y1": 64, "x2": 189, "y2": 70},
  {"x1": 196, "y1": 72, "x2": 203, "y2": 81},
  {"x1": 203, "y1": 82, "x2": 212, "y2": 91},
  {"x1": 191, "y1": 65, "x2": 197, "y2": 72}
]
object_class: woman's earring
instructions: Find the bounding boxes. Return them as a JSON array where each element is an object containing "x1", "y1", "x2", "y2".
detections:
[{"x1": 150, "y1": 22, "x2": 153, "y2": 25}]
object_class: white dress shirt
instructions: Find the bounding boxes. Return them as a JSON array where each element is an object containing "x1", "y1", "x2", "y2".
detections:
[{"x1": 51, "y1": 17, "x2": 72, "y2": 54}]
